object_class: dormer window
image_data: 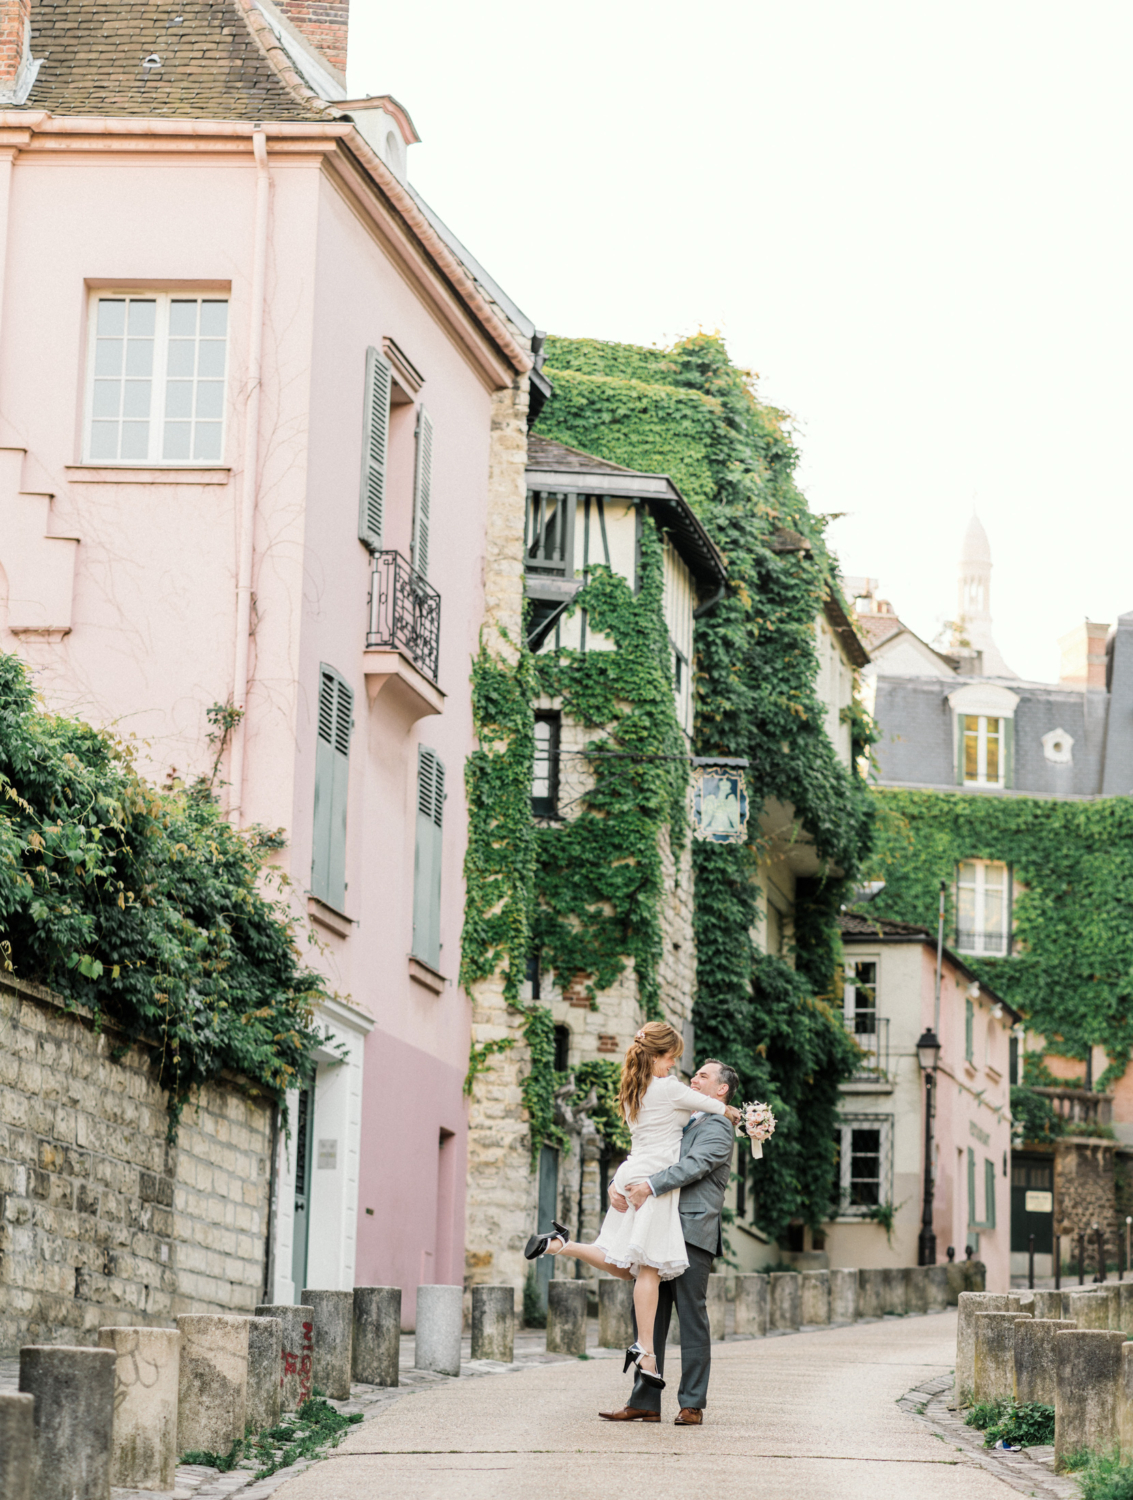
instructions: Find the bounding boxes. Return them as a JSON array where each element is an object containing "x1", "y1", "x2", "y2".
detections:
[
  {"x1": 962, "y1": 715, "x2": 1004, "y2": 786},
  {"x1": 948, "y1": 683, "x2": 1019, "y2": 789}
]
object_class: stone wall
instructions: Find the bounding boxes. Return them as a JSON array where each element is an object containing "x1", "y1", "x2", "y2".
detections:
[
  {"x1": 1054, "y1": 1137, "x2": 1122, "y2": 1249},
  {"x1": 0, "y1": 974, "x2": 273, "y2": 1354}
]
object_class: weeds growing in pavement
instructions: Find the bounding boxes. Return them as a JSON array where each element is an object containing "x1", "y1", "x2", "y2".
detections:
[
  {"x1": 180, "y1": 1392, "x2": 364, "y2": 1482},
  {"x1": 963, "y1": 1400, "x2": 1055, "y2": 1448},
  {"x1": 1074, "y1": 1450, "x2": 1133, "y2": 1496}
]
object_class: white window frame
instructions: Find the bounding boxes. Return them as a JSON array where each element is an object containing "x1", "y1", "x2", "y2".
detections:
[
  {"x1": 833, "y1": 1114, "x2": 893, "y2": 1218},
  {"x1": 962, "y1": 715, "x2": 1005, "y2": 787},
  {"x1": 956, "y1": 859, "x2": 1010, "y2": 956},
  {"x1": 82, "y1": 289, "x2": 230, "y2": 466}
]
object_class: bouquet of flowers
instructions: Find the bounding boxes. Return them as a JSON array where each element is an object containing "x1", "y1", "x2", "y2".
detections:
[{"x1": 739, "y1": 1100, "x2": 776, "y2": 1160}]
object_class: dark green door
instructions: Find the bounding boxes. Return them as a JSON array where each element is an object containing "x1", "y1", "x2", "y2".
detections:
[
  {"x1": 1011, "y1": 1153, "x2": 1053, "y2": 1254},
  {"x1": 533, "y1": 1145, "x2": 559, "y2": 1316},
  {"x1": 291, "y1": 1082, "x2": 316, "y2": 1294}
]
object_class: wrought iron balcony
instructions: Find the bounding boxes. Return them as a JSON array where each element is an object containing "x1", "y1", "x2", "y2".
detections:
[
  {"x1": 366, "y1": 550, "x2": 440, "y2": 684},
  {"x1": 841, "y1": 1013, "x2": 890, "y2": 1081}
]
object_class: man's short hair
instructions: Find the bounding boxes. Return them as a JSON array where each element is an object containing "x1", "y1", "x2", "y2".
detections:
[{"x1": 704, "y1": 1059, "x2": 740, "y2": 1103}]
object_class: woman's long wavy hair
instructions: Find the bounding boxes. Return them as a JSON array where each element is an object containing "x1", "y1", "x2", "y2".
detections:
[{"x1": 618, "y1": 1021, "x2": 684, "y2": 1125}]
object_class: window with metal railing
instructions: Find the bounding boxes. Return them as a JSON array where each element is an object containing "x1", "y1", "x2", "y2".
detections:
[
  {"x1": 366, "y1": 550, "x2": 441, "y2": 684},
  {"x1": 842, "y1": 961, "x2": 890, "y2": 1078},
  {"x1": 956, "y1": 859, "x2": 1011, "y2": 955}
]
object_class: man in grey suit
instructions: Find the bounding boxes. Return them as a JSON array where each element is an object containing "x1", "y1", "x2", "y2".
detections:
[{"x1": 599, "y1": 1058, "x2": 739, "y2": 1427}]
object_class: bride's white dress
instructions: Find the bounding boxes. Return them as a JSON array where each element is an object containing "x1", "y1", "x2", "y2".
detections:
[{"x1": 594, "y1": 1075, "x2": 729, "y2": 1280}]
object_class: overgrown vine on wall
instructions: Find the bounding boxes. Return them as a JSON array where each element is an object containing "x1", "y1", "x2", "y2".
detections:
[
  {"x1": 537, "y1": 332, "x2": 874, "y2": 1239},
  {"x1": 0, "y1": 653, "x2": 326, "y2": 1125},
  {"x1": 531, "y1": 525, "x2": 688, "y2": 1021},
  {"x1": 867, "y1": 788, "x2": 1133, "y2": 1092}
]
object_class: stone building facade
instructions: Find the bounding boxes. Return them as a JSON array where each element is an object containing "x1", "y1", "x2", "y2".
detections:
[{"x1": 0, "y1": 974, "x2": 273, "y2": 1354}]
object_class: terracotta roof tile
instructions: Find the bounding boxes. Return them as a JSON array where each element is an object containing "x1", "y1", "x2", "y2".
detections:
[{"x1": 22, "y1": 0, "x2": 324, "y2": 120}]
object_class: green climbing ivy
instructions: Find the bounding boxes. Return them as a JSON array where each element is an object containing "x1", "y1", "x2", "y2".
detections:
[
  {"x1": 865, "y1": 788, "x2": 1133, "y2": 1091},
  {"x1": 536, "y1": 332, "x2": 874, "y2": 1239},
  {"x1": 0, "y1": 653, "x2": 326, "y2": 1123}
]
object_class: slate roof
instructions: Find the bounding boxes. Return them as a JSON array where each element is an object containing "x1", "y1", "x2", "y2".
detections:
[
  {"x1": 839, "y1": 910, "x2": 932, "y2": 940},
  {"x1": 22, "y1": 0, "x2": 324, "y2": 120},
  {"x1": 526, "y1": 434, "x2": 641, "y2": 477}
]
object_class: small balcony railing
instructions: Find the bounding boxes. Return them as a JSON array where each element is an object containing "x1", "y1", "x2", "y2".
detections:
[
  {"x1": 1029, "y1": 1086, "x2": 1113, "y2": 1130},
  {"x1": 956, "y1": 928, "x2": 1010, "y2": 956},
  {"x1": 842, "y1": 1014, "x2": 890, "y2": 1081},
  {"x1": 366, "y1": 550, "x2": 441, "y2": 684}
]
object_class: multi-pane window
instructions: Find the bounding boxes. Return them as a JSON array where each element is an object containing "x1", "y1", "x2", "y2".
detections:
[
  {"x1": 86, "y1": 294, "x2": 228, "y2": 463},
  {"x1": 957, "y1": 859, "x2": 1010, "y2": 955},
  {"x1": 843, "y1": 961, "x2": 886, "y2": 1076},
  {"x1": 532, "y1": 713, "x2": 561, "y2": 818},
  {"x1": 832, "y1": 1115, "x2": 893, "y2": 1216},
  {"x1": 959, "y1": 714, "x2": 1011, "y2": 787}
]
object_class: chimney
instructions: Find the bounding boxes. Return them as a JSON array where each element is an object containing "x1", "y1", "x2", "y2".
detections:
[
  {"x1": 274, "y1": 0, "x2": 348, "y2": 81},
  {"x1": 0, "y1": 0, "x2": 32, "y2": 102},
  {"x1": 1059, "y1": 620, "x2": 1110, "y2": 690}
]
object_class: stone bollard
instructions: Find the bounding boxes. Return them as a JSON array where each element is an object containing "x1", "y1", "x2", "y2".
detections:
[
  {"x1": 906, "y1": 1267, "x2": 929, "y2": 1315},
  {"x1": 974, "y1": 1312, "x2": 1031, "y2": 1404},
  {"x1": 471, "y1": 1286, "x2": 515, "y2": 1362},
  {"x1": 1031, "y1": 1289, "x2": 1066, "y2": 1321},
  {"x1": 19, "y1": 1345, "x2": 115, "y2": 1500},
  {"x1": 1068, "y1": 1289, "x2": 1111, "y2": 1330},
  {"x1": 769, "y1": 1273, "x2": 800, "y2": 1332},
  {"x1": 415, "y1": 1285, "x2": 464, "y2": 1376},
  {"x1": 546, "y1": 1280, "x2": 588, "y2": 1356},
  {"x1": 926, "y1": 1266, "x2": 950, "y2": 1312},
  {"x1": 830, "y1": 1269, "x2": 858, "y2": 1322},
  {"x1": 955, "y1": 1293, "x2": 1017, "y2": 1405},
  {"x1": 255, "y1": 1305, "x2": 315, "y2": 1410},
  {"x1": 706, "y1": 1274, "x2": 727, "y2": 1342},
  {"x1": 734, "y1": 1275, "x2": 768, "y2": 1337},
  {"x1": 353, "y1": 1287, "x2": 401, "y2": 1387},
  {"x1": 1015, "y1": 1319, "x2": 1076, "y2": 1406},
  {"x1": 1055, "y1": 1330, "x2": 1126, "y2": 1471},
  {"x1": 945, "y1": 1262, "x2": 966, "y2": 1305},
  {"x1": 1120, "y1": 1341, "x2": 1133, "y2": 1462},
  {"x1": 98, "y1": 1326, "x2": 180, "y2": 1490},
  {"x1": 247, "y1": 1317, "x2": 282, "y2": 1432},
  {"x1": 858, "y1": 1269, "x2": 886, "y2": 1319},
  {"x1": 800, "y1": 1270, "x2": 830, "y2": 1325},
  {"x1": 0, "y1": 1392, "x2": 35, "y2": 1500},
  {"x1": 301, "y1": 1289, "x2": 354, "y2": 1400},
  {"x1": 964, "y1": 1259, "x2": 988, "y2": 1292},
  {"x1": 598, "y1": 1279, "x2": 635, "y2": 1349},
  {"x1": 176, "y1": 1314, "x2": 250, "y2": 1456},
  {"x1": 881, "y1": 1267, "x2": 907, "y2": 1316}
]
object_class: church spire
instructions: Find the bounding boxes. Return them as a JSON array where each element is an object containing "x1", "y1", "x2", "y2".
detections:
[{"x1": 954, "y1": 513, "x2": 1017, "y2": 678}]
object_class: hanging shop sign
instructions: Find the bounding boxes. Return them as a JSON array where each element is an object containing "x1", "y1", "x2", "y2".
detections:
[{"x1": 691, "y1": 765, "x2": 749, "y2": 844}]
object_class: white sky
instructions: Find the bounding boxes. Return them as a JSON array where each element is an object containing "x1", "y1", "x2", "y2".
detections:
[{"x1": 350, "y1": 0, "x2": 1133, "y2": 684}]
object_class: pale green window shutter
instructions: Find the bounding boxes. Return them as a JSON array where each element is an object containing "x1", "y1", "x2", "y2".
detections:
[
  {"x1": 967, "y1": 1146, "x2": 977, "y2": 1225},
  {"x1": 956, "y1": 714, "x2": 967, "y2": 785},
  {"x1": 965, "y1": 998, "x2": 974, "y2": 1062},
  {"x1": 359, "y1": 347, "x2": 392, "y2": 551},
  {"x1": 411, "y1": 406, "x2": 433, "y2": 579},
  {"x1": 984, "y1": 1158, "x2": 996, "y2": 1229},
  {"x1": 412, "y1": 746, "x2": 444, "y2": 967},
  {"x1": 1003, "y1": 717, "x2": 1014, "y2": 788},
  {"x1": 311, "y1": 666, "x2": 352, "y2": 910}
]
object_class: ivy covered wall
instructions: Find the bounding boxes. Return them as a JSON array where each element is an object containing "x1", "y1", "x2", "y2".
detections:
[
  {"x1": 866, "y1": 788, "x2": 1133, "y2": 1089},
  {"x1": 535, "y1": 333, "x2": 875, "y2": 1241}
]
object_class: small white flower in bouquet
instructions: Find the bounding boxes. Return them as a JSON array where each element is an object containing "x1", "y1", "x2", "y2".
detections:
[{"x1": 740, "y1": 1100, "x2": 776, "y2": 1159}]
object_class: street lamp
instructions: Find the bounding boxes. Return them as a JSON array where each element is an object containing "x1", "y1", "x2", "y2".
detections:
[{"x1": 917, "y1": 1027, "x2": 942, "y2": 1266}]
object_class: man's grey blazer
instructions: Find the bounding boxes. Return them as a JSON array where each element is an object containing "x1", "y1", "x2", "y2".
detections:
[{"x1": 646, "y1": 1112, "x2": 733, "y2": 1257}]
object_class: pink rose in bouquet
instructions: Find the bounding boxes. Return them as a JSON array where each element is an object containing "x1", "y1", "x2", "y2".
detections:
[{"x1": 740, "y1": 1100, "x2": 776, "y2": 1159}]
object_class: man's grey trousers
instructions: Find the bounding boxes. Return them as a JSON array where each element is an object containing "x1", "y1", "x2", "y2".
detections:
[{"x1": 628, "y1": 1244, "x2": 713, "y2": 1412}]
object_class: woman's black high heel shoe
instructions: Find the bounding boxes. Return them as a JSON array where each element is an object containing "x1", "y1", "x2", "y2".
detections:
[
  {"x1": 523, "y1": 1220, "x2": 571, "y2": 1261},
  {"x1": 623, "y1": 1340, "x2": 665, "y2": 1389}
]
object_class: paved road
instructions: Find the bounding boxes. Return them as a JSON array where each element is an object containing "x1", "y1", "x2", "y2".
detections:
[{"x1": 272, "y1": 1310, "x2": 1029, "y2": 1500}]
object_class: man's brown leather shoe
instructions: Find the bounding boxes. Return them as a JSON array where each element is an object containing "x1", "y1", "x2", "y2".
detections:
[
  {"x1": 674, "y1": 1408, "x2": 703, "y2": 1425},
  {"x1": 599, "y1": 1407, "x2": 661, "y2": 1422}
]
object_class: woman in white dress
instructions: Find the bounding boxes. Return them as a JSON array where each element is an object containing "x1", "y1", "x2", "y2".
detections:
[{"x1": 525, "y1": 1021, "x2": 740, "y2": 1389}]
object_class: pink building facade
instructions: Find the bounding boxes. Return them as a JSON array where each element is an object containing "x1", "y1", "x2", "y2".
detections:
[
  {"x1": 0, "y1": 0, "x2": 533, "y2": 1321},
  {"x1": 819, "y1": 912, "x2": 1017, "y2": 1289}
]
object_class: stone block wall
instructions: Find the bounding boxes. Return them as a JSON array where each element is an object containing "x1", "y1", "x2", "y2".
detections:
[
  {"x1": 1054, "y1": 1136, "x2": 1122, "y2": 1250},
  {"x1": 0, "y1": 974, "x2": 273, "y2": 1354}
]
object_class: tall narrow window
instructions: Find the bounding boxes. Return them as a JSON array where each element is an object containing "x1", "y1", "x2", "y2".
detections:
[
  {"x1": 85, "y1": 293, "x2": 228, "y2": 463},
  {"x1": 411, "y1": 407, "x2": 433, "y2": 578},
  {"x1": 965, "y1": 998, "x2": 975, "y2": 1063},
  {"x1": 532, "y1": 713, "x2": 561, "y2": 818},
  {"x1": 843, "y1": 961, "x2": 884, "y2": 1076},
  {"x1": 311, "y1": 666, "x2": 352, "y2": 911},
  {"x1": 957, "y1": 860, "x2": 1010, "y2": 955},
  {"x1": 984, "y1": 1157, "x2": 997, "y2": 1229},
  {"x1": 359, "y1": 347, "x2": 392, "y2": 550},
  {"x1": 967, "y1": 1146, "x2": 977, "y2": 1225},
  {"x1": 412, "y1": 747, "x2": 445, "y2": 968},
  {"x1": 959, "y1": 714, "x2": 1012, "y2": 787}
]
